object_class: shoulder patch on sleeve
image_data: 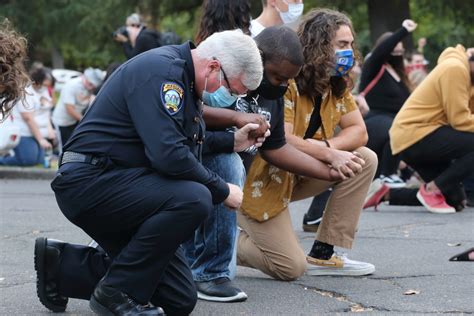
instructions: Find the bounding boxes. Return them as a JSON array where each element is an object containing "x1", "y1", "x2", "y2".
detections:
[{"x1": 161, "y1": 82, "x2": 184, "y2": 115}]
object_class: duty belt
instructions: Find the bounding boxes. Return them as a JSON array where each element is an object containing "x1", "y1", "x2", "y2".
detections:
[{"x1": 59, "y1": 151, "x2": 105, "y2": 167}]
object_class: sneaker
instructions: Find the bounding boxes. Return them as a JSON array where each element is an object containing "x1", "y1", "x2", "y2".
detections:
[
  {"x1": 363, "y1": 179, "x2": 390, "y2": 211},
  {"x1": 196, "y1": 277, "x2": 247, "y2": 302},
  {"x1": 88, "y1": 239, "x2": 99, "y2": 248},
  {"x1": 306, "y1": 254, "x2": 375, "y2": 276},
  {"x1": 302, "y1": 214, "x2": 322, "y2": 233},
  {"x1": 380, "y1": 174, "x2": 406, "y2": 188},
  {"x1": 416, "y1": 185, "x2": 455, "y2": 214},
  {"x1": 405, "y1": 175, "x2": 422, "y2": 189},
  {"x1": 449, "y1": 247, "x2": 474, "y2": 262}
]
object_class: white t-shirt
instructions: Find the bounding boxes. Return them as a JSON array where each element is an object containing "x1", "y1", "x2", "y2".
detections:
[
  {"x1": 13, "y1": 85, "x2": 53, "y2": 137},
  {"x1": 52, "y1": 76, "x2": 92, "y2": 127},
  {"x1": 250, "y1": 20, "x2": 265, "y2": 38}
]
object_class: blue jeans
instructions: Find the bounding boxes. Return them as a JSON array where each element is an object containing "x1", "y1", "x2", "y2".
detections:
[
  {"x1": 0, "y1": 136, "x2": 44, "y2": 166},
  {"x1": 183, "y1": 153, "x2": 245, "y2": 282}
]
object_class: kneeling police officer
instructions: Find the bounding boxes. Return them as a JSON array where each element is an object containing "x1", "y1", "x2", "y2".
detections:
[{"x1": 35, "y1": 30, "x2": 263, "y2": 316}]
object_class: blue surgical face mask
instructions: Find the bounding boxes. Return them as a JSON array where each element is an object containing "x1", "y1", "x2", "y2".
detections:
[
  {"x1": 278, "y1": 1, "x2": 304, "y2": 24},
  {"x1": 332, "y1": 49, "x2": 354, "y2": 77},
  {"x1": 202, "y1": 71, "x2": 237, "y2": 108}
]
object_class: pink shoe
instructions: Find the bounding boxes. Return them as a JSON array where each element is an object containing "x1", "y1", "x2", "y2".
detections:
[
  {"x1": 416, "y1": 185, "x2": 455, "y2": 214},
  {"x1": 363, "y1": 179, "x2": 390, "y2": 211}
]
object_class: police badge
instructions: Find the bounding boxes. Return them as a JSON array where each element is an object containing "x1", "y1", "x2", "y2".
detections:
[{"x1": 161, "y1": 82, "x2": 184, "y2": 115}]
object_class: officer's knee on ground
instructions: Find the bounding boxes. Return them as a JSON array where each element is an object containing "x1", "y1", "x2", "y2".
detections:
[
  {"x1": 159, "y1": 290, "x2": 197, "y2": 316},
  {"x1": 178, "y1": 290, "x2": 198, "y2": 316}
]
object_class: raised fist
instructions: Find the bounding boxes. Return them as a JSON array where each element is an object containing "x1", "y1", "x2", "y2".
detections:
[{"x1": 402, "y1": 19, "x2": 418, "y2": 33}]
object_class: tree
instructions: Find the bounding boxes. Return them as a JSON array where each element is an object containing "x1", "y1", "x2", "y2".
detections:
[
  {"x1": 368, "y1": 0, "x2": 413, "y2": 51},
  {"x1": 1, "y1": 0, "x2": 138, "y2": 68},
  {"x1": 1, "y1": 0, "x2": 472, "y2": 70}
]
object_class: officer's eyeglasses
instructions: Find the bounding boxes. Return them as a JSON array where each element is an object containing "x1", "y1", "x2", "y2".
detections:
[{"x1": 213, "y1": 58, "x2": 247, "y2": 98}]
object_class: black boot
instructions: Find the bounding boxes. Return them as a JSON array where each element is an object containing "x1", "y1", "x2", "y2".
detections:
[
  {"x1": 90, "y1": 280, "x2": 165, "y2": 315},
  {"x1": 34, "y1": 237, "x2": 69, "y2": 312}
]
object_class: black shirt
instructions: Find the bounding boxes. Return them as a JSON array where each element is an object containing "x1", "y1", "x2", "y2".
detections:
[
  {"x1": 203, "y1": 95, "x2": 286, "y2": 172},
  {"x1": 123, "y1": 28, "x2": 161, "y2": 59},
  {"x1": 64, "y1": 42, "x2": 229, "y2": 204},
  {"x1": 359, "y1": 28, "x2": 411, "y2": 115},
  {"x1": 237, "y1": 95, "x2": 286, "y2": 151}
]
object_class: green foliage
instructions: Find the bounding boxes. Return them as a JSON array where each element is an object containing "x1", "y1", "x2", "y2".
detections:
[
  {"x1": 303, "y1": 0, "x2": 473, "y2": 63},
  {"x1": 1, "y1": 0, "x2": 136, "y2": 69},
  {"x1": 1, "y1": 0, "x2": 472, "y2": 70},
  {"x1": 410, "y1": 0, "x2": 474, "y2": 66},
  {"x1": 161, "y1": 11, "x2": 197, "y2": 42}
]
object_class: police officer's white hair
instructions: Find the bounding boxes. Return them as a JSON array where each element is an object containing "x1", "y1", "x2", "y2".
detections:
[{"x1": 195, "y1": 30, "x2": 263, "y2": 91}]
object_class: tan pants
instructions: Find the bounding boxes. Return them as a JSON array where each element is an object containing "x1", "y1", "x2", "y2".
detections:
[{"x1": 237, "y1": 146, "x2": 377, "y2": 280}]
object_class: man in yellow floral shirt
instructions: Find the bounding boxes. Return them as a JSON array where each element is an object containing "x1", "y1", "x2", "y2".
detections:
[{"x1": 237, "y1": 8, "x2": 378, "y2": 280}]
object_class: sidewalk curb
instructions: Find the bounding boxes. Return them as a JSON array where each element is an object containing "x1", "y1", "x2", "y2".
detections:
[{"x1": 0, "y1": 167, "x2": 56, "y2": 180}]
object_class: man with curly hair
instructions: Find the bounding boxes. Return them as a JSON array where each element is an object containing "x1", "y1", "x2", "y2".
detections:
[
  {"x1": 0, "y1": 19, "x2": 29, "y2": 121},
  {"x1": 237, "y1": 8, "x2": 378, "y2": 280}
]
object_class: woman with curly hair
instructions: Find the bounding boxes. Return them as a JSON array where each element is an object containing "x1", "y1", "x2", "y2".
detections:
[
  {"x1": 237, "y1": 8, "x2": 378, "y2": 280},
  {"x1": 194, "y1": 0, "x2": 251, "y2": 45},
  {"x1": 0, "y1": 19, "x2": 29, "y2": 121}
]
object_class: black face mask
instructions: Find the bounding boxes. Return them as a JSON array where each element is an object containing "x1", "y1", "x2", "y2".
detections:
[
  {"x1": 255, "y1": 75, "x2": 288, "y2": 100},
  {"x1": 387, "y1": 55, "x2": 404, "y2": 68}
]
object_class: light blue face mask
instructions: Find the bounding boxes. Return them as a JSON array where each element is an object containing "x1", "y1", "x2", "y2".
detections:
[
  {"x1": 278, "y1": 1, "x2": 304, "y2": 24},
  {"x1": 202, "y1": 71, "x2": 237, "y2": 108}
]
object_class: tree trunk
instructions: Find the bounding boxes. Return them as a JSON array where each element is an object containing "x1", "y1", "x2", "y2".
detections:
[
  {"x1": 51, "y1": 47, "x2": 64, "y2": 69},
  {"x1": 368, "y1": 0, "x2": 413, "y2": 51}
]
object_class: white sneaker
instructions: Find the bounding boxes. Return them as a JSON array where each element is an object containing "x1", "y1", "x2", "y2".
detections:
[
  {"x1": 88, "y1": 239, "x2": 99, "y2": 248},
  {"x1": 380, "y1": 174, "x2": 406, "y2": 188},
  {"x1": 306, "y1": 254, "x2": 375, "y2": 276}
]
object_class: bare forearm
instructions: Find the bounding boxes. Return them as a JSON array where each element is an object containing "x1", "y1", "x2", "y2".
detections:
[
  {"x1": 203, "y1": 105, "x2": 268, "y2": 136},
  {"x1": 285, "y1": 134, "x2": 332, "y2": 163},
  {"x1": 202, "y1": 106, "x2": 238, "y2": 129},
  {"x1": 261, "y1": 144, "x2": 340, "y2": 181},
  {"x1": 329, "y1": 125, "x2": 368, "y2": 151},
  {"x1": 21, "y1": 113, "x2": 43, "y2": 143},
  {"x1": 47, "y1": 122, "x2": 54, "y2": 136},
  {"x1": 66, "y1": 105, "x2": 82, "y2": 122}
]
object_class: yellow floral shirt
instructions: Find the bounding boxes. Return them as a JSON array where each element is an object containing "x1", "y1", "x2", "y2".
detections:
[{"x1": 241, "y1": 80, "x2": 358, "y2": 221}]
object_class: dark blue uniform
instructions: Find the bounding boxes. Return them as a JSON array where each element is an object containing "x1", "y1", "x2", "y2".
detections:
[{"x1": 51, "y1": 42, "x2": 228, "y2": 314}]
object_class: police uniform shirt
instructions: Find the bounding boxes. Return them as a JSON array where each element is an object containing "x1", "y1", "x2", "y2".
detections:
[{"x1": 64, "y1": 42, "x2": 229, "y2": 204}]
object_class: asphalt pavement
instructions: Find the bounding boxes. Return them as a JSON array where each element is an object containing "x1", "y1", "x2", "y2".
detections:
[{"x1": 1, "y1": 178, "x2": 473, "y2": 315}]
